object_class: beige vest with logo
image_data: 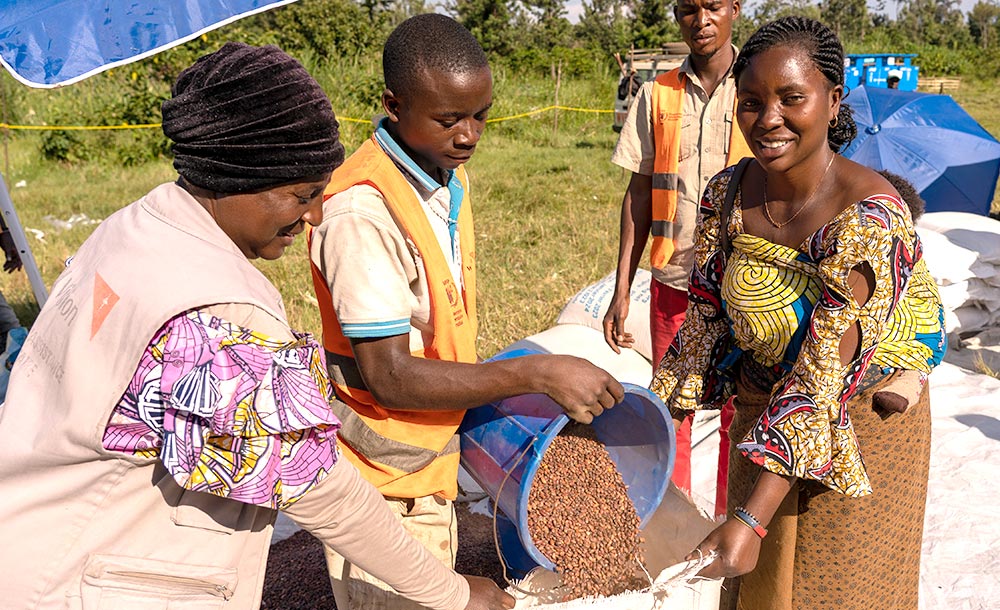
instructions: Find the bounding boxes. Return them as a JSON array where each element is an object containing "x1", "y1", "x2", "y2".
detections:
[{"x1": 0, "y1": 183, "x2": 290, "y2": 609}]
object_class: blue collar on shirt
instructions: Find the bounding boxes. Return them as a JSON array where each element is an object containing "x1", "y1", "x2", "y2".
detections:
[{"x1": 374, "y1": 118, "x2": 464, "y2": 250}]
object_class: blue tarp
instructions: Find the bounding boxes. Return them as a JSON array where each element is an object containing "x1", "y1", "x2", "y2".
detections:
[
  {"x1": 0, "y1": 0, "x2": 297, "y2": 88},
  {"x1": 842, "y1": 86, "x2": 1000, "y2": 216}
]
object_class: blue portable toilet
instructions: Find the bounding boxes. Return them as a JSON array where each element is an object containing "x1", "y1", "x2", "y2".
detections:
[{"x1": 844, "y1": 54, "x2": 919, "y2": 91}]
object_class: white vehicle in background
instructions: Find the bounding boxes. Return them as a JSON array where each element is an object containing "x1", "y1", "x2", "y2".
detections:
[{"x1": 613, "y1": 44, "x2": 687, "y2": 132}]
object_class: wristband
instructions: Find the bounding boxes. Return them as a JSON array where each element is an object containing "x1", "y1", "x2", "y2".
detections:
[{"x1": 733, "y1": 506, "x2": 768, "y2": 539}]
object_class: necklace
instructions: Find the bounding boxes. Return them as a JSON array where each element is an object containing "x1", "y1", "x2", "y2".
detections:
[{"x1": 762, "y1": 154, "x2": 835, "y2": 229}]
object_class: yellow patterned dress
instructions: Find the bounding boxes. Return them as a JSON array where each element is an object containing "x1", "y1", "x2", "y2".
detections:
[{"x1": 650, "y1": 164, "x2": 945, "y2": 497}]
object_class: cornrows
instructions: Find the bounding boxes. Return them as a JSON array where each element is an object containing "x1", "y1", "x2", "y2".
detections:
[{"x1": 734, "y1": 16, "x2": 858, "y2": 152}]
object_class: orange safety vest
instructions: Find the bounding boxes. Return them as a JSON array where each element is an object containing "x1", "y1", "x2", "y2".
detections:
[
  {"x1": 308, "y1": 137, "x2": 478, "y2": 500},
  {"x1": 650, "y1": 68, "x2": 753, "y2": 270}
]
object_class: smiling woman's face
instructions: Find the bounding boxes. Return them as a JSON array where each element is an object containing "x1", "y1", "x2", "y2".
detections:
[
  {"x1": 735, "y1": 44, "x2": 841, "y2": 173},
  {"x1": 208, "y1": 173, "x2": 331, "y2": 260}
]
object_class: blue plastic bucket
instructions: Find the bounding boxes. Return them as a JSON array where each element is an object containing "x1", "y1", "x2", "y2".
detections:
[{"x1": 458, "y1": 347, "x2": 675, "y2": 574}]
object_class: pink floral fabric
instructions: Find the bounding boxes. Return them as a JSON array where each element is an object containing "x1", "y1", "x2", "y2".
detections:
[{"x1": 104, "y1": 310, "x2": 341, "y2": 509}]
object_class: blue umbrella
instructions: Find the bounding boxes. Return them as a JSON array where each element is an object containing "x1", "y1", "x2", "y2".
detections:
[
  {"x1": 0, "y1": 0, "x2": 297, "y2": 88},
  {"x1": 842, "y1": 85, "x2": 1000, "y2": 216}
]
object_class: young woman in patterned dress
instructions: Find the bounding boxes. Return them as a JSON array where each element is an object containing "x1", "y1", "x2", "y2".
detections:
[{"x1": 650, "y1": 16, "x2": 945, "y2": 610}]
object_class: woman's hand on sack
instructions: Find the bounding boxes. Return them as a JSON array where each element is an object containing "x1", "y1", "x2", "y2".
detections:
[
  {"x1": 687, "y1": 519, "x2": 762, "y2": 579},
  {"x1": 462, "y1": 575, "x2": 515, "y2": 610},
  {"x1": 602, "y1": 295, "x2": 633, "y2": 354}
]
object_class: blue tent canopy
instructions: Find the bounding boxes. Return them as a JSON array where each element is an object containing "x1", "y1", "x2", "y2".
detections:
[
  {"x1": 0, "y1": 0, "x2": 296, "y2": 88},
  {"x1": 0, "y1": 0, "x2": 301, "y2": 309},
  {"x1": 842, "y1": 86, "x2": 1000, "y2": 216}
]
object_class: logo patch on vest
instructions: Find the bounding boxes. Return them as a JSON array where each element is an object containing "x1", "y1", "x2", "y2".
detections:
[
  {"x1": 91, "y1": 272, "x2": 120, "y2": 338},
  {"x1": 443, "y1": 278, "x2": 466, "y2": 327}
]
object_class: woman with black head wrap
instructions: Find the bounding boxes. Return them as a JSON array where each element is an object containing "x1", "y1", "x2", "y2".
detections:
[
  {"x1": 649, "y1": 17, "x2": 944, "y2": 610},
  {"x1": 0, "y1": 42, "x2": 513, "y2": 610}
]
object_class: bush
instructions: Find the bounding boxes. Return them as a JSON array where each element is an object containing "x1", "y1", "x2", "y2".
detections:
[
  {"x1": 40, "y1": 131, "x2": 87, "y2": 163},
  {"x1": 499, "y1": 46, "x2": 606, "y2": 78}
]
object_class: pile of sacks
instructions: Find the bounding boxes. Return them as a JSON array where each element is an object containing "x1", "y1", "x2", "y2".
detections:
[
  {"x1": 916, "y1": 212, "x2": 1000, "y2": 337},
  {"x1": 501, "y1": 269, "x2": 656, "y2": 388}
]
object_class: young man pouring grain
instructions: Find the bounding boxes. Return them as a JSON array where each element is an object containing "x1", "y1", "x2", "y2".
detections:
[{"x1": 309, "y1": 14, "x2": 623, "y2": 610}]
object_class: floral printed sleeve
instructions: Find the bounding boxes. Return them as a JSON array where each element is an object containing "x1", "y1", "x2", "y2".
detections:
[
  {"x1": 103, "y1": 310, "x2": 341, "y2": 510},
  {"x1": 650, "y1": 169, "x2": 736, "y2": 417},
  {"x1": 737, "y1": 195, "x2": 919, "y2": 497}
]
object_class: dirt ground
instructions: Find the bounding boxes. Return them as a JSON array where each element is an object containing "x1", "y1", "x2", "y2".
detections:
[{"x1": 261, "y1": 503, "x2": 506, "y2": 610}]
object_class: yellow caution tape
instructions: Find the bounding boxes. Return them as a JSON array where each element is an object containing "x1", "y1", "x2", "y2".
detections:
[
  {"x1": 0, "y1": 122, "x2": 161, "y2": 130},
  {"x1": 335, "y1": 116, "x2": 371, "y2": 124},
  {"x1": 487, "y1": 105, "x2": 613, "y2": 123},
  {"x1": 0, "y1": 105, "x2": 613, "y2": 132}
]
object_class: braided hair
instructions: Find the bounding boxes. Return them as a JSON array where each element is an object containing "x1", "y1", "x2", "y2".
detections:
[{"x1": 733, "y1": 16, "x2": 856, "y2": 152}]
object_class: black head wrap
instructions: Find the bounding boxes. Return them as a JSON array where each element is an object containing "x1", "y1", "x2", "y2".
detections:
[{"x1": 161, "y1": 42, "x2": 345, "y2": 193}]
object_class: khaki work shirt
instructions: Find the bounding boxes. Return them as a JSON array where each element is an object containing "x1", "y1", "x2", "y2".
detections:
[{"x1": 611, "y1": 47, "x2": 741, "y2": 290}]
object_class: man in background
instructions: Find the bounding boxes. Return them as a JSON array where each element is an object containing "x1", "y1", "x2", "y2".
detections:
[{"x1": 603, "y1": 0, "x2": 750, "y2": 511}]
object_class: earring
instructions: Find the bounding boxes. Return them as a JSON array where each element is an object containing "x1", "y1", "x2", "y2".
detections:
[{"x1": 829, "y1": 116, "x2": 839, "y2": 129}]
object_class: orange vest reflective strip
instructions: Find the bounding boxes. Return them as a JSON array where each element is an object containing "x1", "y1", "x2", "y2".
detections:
[
  {"x1": 649, "y1": 68, "x2": 753, "y2": 270},
  {"x1": 308, "y1": 137, "x2": 478, "y2": 499}
]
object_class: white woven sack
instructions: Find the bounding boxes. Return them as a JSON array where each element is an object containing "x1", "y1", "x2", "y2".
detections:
[
  {"x1": 915, "y1": 227, "x2": 980, "y2": 286},
  {"x1": 500, "y1": 324, "x2": 653, "y2": 388},
  {"x1": 509, "y1": 553, "x2": 719, "y2": 610},
  {"x1": 945, "y1": 304, "x2": 991, "y2": 335},
  {"x1": 967, "y1": 279, "x2": 1000, "y2": 312},
  {"x1": 937, "y1": 280, "x2": 973, "y2": 314},
  {"x1": 556, "y1": 270, "x2": 654, "y2": 363},
  {"x1": 917, "y1": 212, "x2": 1000, "y2": 265}
]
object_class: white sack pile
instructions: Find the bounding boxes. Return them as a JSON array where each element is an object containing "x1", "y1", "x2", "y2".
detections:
[
  {"x1": 917, "y1": 211, "x2": 1000, "y2": 335},
  {"x1": 556, "y1": 269, "x2": 654, "y2": 364}
]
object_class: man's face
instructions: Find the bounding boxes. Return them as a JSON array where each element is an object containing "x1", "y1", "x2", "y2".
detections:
[
  {"x1": 674, "y1": 0, "x2": 740, "y2": 60},
  {"x1": 382, "y1": 66, "x2": 493, "y2": 179}
]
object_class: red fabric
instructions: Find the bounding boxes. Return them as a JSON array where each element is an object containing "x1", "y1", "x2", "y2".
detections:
[
  {"x1": 649, "y1": 280, "x2": 692, "y2": 491},
  {"x1": 716, "y1": 396, "x2": 735, "y2": 518}
]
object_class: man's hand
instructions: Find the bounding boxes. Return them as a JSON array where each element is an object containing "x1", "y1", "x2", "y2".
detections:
[
  {"x1": 537, "y1": 355, "x2": 625, "y2": 424},
  {"x1": 688, "y1": 517, "x2": 762, "y2": 580},
  {"x1": 0, "y1": 231, "x2": 22, "y2": 273},
  {"x1": 462, "y1": 575, "x2": 515, "y2": 610},
  {"x1": 602, "y1": 293, "x2": 633, "y2": 355}
]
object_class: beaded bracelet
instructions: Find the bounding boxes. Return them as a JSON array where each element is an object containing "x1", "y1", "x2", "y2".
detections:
[{"x1": 733, "y1": 506, "x2": 768, "y2": 539}]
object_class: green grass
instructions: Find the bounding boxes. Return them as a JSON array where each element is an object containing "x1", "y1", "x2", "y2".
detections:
[
  {"x1": 3, "y1": 75, "x2": 1000, "y2": 357},
  {"x1": 0, "y1": 87, "x2": 628, "y2": 357}
]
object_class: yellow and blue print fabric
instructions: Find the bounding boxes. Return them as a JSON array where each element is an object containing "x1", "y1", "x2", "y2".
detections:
[{"x1": 651, "y1": 165, "x2": 946, "y2": 497}]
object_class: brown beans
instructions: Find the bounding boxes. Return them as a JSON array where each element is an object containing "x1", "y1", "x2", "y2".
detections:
[{"x1": 526, "y1": 423, "x2": 645, "y2": 600}]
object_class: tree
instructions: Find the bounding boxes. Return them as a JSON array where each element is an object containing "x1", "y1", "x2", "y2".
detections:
[
  {"x1": 521, "y1": 0, "x2": 574, "y2": 48},
  {"x1": 628, "y1": 0, "x2": 681, "y2": 48},
  {"x1": 576, "y1": 0, "x2": 632, "y2": 55},
  {"x1": 749, "y1": 0, "x2": 822, "y2": 29},
  {"x1": 821, "y1": 0, "x2": 870, "y2": 41},
  {"x1": 449, "y1": 0, "x2": 519, "y2": 56},
  {"x1": 896, "y1": 0, "x2": 971, "y2": 48},
  {"x1": 260, "y1": 0, "x2": 388, "y2": 58},
  {"x1": 969, "y1": 0, "x2": 1000, "y2": 49}
]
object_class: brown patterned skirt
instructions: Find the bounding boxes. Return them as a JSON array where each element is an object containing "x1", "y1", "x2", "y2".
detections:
[{"x1": 722, "y1": 369, "x2": 931, "y2": 610}]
